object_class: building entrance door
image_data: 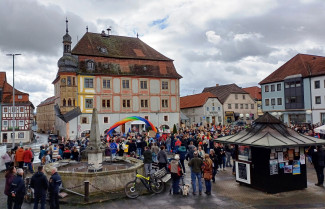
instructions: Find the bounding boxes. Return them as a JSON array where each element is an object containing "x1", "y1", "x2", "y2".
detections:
[
  {"x1": 212, "y1": 116, "x2": 216, "y2": 125},
  {"x1": 3, "y1": 133, "x2": 7, "y2": 143}
]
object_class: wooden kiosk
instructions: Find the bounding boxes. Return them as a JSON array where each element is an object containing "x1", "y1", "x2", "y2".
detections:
[{"x1": 215, "y1": 113, "x2": 325, "y2": 193}]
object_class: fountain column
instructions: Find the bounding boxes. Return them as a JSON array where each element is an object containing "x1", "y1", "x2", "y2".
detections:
[{"x1": 87, "y1": 108, "x2": 104, "y2": 171}]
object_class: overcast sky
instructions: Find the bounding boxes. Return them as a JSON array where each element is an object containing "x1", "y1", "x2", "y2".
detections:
[{"x1": 1, "y1": 0, "x2": 325, "y2": 107}]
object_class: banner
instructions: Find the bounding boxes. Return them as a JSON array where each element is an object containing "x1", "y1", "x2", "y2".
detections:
[{"x1": 0, "y1": 145, "x2": 7, "y2": 171}]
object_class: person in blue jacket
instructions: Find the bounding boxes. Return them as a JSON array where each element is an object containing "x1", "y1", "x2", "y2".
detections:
[
  {"x1": 10, "y1": 168, "x2": 25, "y2": 209},
  {"x1": 49, "y1": 167, "x2": 62, "y2": 209}
]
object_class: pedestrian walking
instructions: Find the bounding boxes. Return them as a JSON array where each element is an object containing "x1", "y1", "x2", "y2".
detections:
[
  {"x1": 2, "y1": 151, "x2": 12, "y2": 170},
  {"x1": 15, "y1": 147, "x2": 24, "y2": 169},
  {"x1": 23, "y1": 147, "x2": 34, "y2": 174},
  {"x1": 10, "y1": 168, "x2": 25, "y2": 209},
  {"x1": 151, "y1": 143, "x2": 159, "y2": 162},
  {"x1": 202, "y1": 154, "x2": 213, "y2": 195},
  {"x1": 168, "y1": 154, "x2": 183, "y2": 194},
  {"x1": 4, "y1": 166, "x2": 16, "y2": 209},
  {"x1": 188, "y1": 151, "x2": 203, "y2": 195},
  {"x1": 157, "y1": 146, "x2": 168, "y2": 170},
  {"x1": 49, "y1": 167, "x2": 62, "y2": 209},
  {"x1": 143, "y1": 146, "x2": 152, "y2": 176},
  {"x1": 31, "y1": 166, "x2": 49, "y2": 209},
  {"x1": 312, "y1": 145, "x2": 325, "y2": 186}
]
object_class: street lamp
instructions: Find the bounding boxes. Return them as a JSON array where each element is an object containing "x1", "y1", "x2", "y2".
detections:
[{"x1": 6, "y1": 53, "x2": 21, "y2": 148}]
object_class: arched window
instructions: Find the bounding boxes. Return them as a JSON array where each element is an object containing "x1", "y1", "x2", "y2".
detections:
[
  {"x1": 63, "y1": 99, "x2": 66, "y2": 106},
  {"x1": 68, "y1": 99, "x2": 72, "y2": 106}
]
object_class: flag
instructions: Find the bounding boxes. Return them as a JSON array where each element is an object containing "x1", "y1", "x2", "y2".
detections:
[{"x1": 106, "y1": 134, "x2": 110, "y2": 142}]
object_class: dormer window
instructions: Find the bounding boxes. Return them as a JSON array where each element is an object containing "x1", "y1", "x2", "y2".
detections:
[{"x1": 87, "y1": 60, "x2": 95, "y2": 71}]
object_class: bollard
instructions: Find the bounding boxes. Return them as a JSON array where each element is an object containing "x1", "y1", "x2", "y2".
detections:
[{"x1": 84, "y1": 181, "x2": 89, "y2": 202}]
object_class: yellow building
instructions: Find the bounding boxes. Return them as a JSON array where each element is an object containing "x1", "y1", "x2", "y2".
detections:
[{"x1": 36, "y1": 96, "x2": 56, "y2": 133}]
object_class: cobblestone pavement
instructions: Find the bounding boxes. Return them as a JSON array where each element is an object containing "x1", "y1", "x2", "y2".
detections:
[{"x1": 1, "y1": 161, "x2": 325, "y2": 208}]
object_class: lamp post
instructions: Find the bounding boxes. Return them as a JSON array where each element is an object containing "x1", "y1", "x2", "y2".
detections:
[{"x1": 6, "y1": 53, "x2": 21, "y2": 148}]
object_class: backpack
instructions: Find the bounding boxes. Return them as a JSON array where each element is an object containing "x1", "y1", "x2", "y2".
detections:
[{"x1": 41, "y1": 156, "x2": 46, "y2": 164}]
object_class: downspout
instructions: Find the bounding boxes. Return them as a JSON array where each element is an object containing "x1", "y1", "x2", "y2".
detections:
[{"x1": 307, "y1": 64, "x2": 313, "y2": 124}]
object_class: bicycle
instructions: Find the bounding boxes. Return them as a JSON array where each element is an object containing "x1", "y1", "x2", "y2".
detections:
[{"x1": 125, "y1": 170, "x2": 165, "y2": 198}]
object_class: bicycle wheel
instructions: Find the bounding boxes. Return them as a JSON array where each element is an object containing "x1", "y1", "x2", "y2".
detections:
[
  {"x1": 125, "y1": 180, "x2": 141, "y2": 198},
  {"x1": 150, "y1": 177, "x2": 165, "y2": 194}
]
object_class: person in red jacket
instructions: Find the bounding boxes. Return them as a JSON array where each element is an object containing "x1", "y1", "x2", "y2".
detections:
[
  {"x1": 23, "y1": 147, "x2": 34, "y2": 173},
  {"x1": 15, "y1": 147, "x2": 25, "y2": 168}
]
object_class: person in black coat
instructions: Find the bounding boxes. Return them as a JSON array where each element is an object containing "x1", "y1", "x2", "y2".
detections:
[
  {"x1": 312, "y1": 145, "x2": 325, "y2": 186},
  {"x1": 31, "y1": 166, "x2": 49, "y2": 209},
  {"x1": 49, "y1": 167, "x2": 62, "y2": 209},
  {"x1": 10, "y1": 168, "x2": 25, "y2": 209}
]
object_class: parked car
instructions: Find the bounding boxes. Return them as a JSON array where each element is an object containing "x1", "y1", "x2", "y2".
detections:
[{"x1": 48, "y1": 134, "x2": 59, "y2": 143}]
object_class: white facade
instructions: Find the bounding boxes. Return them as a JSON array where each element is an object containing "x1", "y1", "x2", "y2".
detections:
[
  {"x1": 311, "y1": 76, "x2": 325, "y2": 124},
  {"x1": 181, "y1": 98, "x2": 223, "y2": 126}
]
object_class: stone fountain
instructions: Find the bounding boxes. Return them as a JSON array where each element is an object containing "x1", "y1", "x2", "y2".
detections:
[{"x1": 44, "y1": 108, "x2": 145, "y2": 194}]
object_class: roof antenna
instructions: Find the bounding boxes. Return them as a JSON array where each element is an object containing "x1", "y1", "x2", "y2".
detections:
[
  {"x1": 86, "y1": 26, "x2": 88, "y2": 33},
  {"x1": 66, "y1": 17, "x2": 69, "y2": 34}
]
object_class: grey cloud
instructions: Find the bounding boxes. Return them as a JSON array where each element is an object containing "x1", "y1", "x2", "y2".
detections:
[
  {"x1": 0, "y1": 0, "x2": 96, "y2": 56},
  {"x1": 225, "y1": 66, "x2": 247, "y2": 75}
]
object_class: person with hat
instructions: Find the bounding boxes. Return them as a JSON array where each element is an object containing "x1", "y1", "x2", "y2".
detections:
[
  {"x1": 188, "y1": 151, "x2": 203, "y2": 195},
  {"x1": 168, "y1": 154, "x2": 183, "y2": 194}
]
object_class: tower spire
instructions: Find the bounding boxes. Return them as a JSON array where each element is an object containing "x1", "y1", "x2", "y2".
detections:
[{"x1": 66, "y1": 17, "x2": 69, "y2": 34}]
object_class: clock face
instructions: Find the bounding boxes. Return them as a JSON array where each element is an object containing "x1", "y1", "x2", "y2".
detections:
[{"x1": 61, "y1": 78, "x2": 66, "y2": 84}]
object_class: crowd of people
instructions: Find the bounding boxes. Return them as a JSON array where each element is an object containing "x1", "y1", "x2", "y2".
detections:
[{"x1": 4, "y1": 165, "x2": 61, "y2": 209}]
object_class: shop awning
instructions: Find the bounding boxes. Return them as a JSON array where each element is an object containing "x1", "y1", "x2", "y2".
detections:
[
  {"x1": 215, "y1": 112, "x2": 325, "y2": 148},
  {"x1": 315, "y1": 125, "x2": 325, "y2": 134},
  {"x1": 180, "y1": 111, "x2": 189, "y2": 120}
]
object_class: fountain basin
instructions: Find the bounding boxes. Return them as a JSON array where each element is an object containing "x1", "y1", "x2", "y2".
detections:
[{"x1": 44, "y1": 156, "x2": 144, "y2": 194}]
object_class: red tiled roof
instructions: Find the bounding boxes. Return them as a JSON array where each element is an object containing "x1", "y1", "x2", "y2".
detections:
[
  {"x1": 0, "y1": 72, "x2": 30, "y2": 104},
  {"x1": 180, "y1": 92, "x2": 218, "y2": 109},
  {"x1": 243, "y1": 86, "x2": 261, "y2": 100},
  {"x1": 72, "y1": 32, "x2": 172, "y2": 61},
  {"x1": 37, "y1": 96, "x2": 55, "y2": 107},
  {"x1": 202, "y1": 84, "x2": 248, "y2": 104},
  {"x1": 259, "y1": 53, "x2": 325, "y2": 84}
]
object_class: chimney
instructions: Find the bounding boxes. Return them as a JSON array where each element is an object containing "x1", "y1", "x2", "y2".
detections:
[{"x1": 215, "y1": 84, "x2": 219, "y2": 87}]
